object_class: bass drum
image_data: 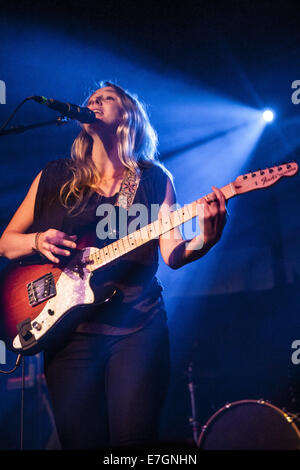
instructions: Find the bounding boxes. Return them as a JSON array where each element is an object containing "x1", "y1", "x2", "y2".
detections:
[{"x1": 198, "y1": 399, "x2": 300, "y2": 450}]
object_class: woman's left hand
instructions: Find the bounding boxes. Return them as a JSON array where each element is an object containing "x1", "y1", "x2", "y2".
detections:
[{"x1": 199, "y1": 185, "x2": 227, "y2": 249}]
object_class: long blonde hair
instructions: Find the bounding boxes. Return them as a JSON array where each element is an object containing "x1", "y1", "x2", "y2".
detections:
[{"x1": 60, "y1": 81, "x2": 159, "y2": 214}]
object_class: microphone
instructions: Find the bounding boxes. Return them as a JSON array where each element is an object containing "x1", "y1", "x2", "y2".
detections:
[{"x1": 30, "y1": 95, "x2": 97, "y2": 123}]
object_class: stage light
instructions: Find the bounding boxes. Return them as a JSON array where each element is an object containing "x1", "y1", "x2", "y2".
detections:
[{"x1": 262, "y1": 109, "x2": 275, "y2": 123}]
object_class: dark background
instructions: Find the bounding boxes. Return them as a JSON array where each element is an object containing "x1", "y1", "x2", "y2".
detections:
[{"x1": 0, "y1": 0, "x2": 300, "y2": 450}]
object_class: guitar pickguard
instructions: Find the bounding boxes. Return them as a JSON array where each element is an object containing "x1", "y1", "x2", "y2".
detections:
[{"x1": 12, "y1": 247, "x2": 100, "y2": 351}]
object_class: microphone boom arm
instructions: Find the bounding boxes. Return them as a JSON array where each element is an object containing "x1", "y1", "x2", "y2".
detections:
[{"x1": 0, "y1": 116, "x2": 69, "y2": 137}]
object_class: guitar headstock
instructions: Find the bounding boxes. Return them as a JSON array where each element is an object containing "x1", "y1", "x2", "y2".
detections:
[{"x1": 233, "y1": 162, "x2": 298, "y2": 194}]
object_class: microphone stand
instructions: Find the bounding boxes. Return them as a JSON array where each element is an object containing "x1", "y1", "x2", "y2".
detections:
[
  {"x1": 0, "y1": 116, "x2": 69, "y2": 137},
  {"x1": 0, "y1": 113, "x2": 68, "y2": 449}
]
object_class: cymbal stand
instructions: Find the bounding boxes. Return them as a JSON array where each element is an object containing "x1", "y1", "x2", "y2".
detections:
[{"x1": 187, "y1": 361, "x2": 200, "y2": 445}]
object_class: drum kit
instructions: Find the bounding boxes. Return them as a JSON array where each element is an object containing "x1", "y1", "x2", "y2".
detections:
[{"x1": 186, "y1": 361, "x2": 300, "y2": 450}]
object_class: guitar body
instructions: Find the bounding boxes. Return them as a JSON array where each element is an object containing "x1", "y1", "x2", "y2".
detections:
[
  {"x1": 0, "y1": 247, "x2": 116, "y2": 355},
  {"x1": 0, "y1": 162, "x2": 297, "y2": 355}
]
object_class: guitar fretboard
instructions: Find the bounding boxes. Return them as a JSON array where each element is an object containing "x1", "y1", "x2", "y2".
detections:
[{"x1": 86, "y1": 183, "x2": 236, "y2": 272}]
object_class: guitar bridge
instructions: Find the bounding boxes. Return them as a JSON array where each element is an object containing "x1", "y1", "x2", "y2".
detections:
[{"x1": 27, "y1": 272, "x2": 56, "y2": 307}]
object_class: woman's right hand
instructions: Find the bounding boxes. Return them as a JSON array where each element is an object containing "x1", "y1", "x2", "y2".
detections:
[{"x1": 36, "y1": 229, "x2": 77, "y2": 263}]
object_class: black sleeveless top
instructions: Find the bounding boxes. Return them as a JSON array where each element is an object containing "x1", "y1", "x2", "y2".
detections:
[{"x1": 28, "y1": 158, "x2": 170, "y2": 335}]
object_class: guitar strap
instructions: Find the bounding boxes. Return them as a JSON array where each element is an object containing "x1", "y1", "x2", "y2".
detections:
[{"x1": 114, "y1": 167, "x2": 141, "y2": 210}]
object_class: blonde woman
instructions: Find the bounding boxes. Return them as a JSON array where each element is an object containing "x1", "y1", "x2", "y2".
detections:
[{"x1": 0, "y1": 82, "x2": 226, "y2": 449}]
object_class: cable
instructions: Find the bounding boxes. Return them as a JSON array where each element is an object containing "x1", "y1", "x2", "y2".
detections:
[
  {"x1": 0, "y1": 97, "x2": 32, "y2": 132},
  {"x1": 0, "y1": 353, "x2": 22, "y2": 374},
  {"x1": 0, "y1": 353, "x2": 25, "y2": 448},
  {"x1": 20, "y1": 355, "x2": 25, "y2": 450}
]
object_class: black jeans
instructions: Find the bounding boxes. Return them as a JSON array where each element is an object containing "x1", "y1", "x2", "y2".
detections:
[{"x1": 44, "y1": 312, "x2": 170, "y2": 449}]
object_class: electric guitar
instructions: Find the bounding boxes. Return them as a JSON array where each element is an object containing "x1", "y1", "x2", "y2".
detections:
[{"x1": 0, "y1": 162, "x2": 298, "y2": 355}]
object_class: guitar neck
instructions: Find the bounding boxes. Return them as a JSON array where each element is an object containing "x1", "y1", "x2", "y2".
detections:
[{"x1": 87, "y1": 182, "x2": 237, "y2": 272}]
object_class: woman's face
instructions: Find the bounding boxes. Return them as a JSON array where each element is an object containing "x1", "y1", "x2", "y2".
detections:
[{"x1": 85, "y1": 86, "x2": 124, "y2": 133}]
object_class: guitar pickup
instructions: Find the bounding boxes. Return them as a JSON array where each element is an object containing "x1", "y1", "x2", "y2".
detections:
[{"x1": 26, "y1": 272, "x2": 56, "y2": 307}]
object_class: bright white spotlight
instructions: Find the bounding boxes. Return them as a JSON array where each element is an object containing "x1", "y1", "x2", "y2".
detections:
[{"x1": 262, "y1": 109, "x2": 275, "y2": 123}]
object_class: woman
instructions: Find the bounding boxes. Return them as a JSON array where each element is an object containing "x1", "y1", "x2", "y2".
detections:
[{"x1": 0, "y1": 81, "x2": 227, "y2": 449}]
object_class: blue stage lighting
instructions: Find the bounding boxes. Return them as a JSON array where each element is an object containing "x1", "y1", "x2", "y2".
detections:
[{"x1": 262, "y1": 109, "x2": 275, "y2": 123}]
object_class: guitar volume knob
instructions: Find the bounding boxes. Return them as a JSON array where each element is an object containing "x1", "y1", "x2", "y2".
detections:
[{"x1": 32, "y1": 321, "x2": 42, "y2": 331}]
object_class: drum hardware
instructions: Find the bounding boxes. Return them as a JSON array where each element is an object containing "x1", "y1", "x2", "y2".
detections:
[
  {"x1": 185, "y1": 357, "x2": 300, "y2": 449},
  {"x1": 197, "y1": 399, "x2": 300, "y2": 450},
  {"x1": 186, "y1": 361, "x2": 200, "y2": 445},
  {"x1": 282, "y1": 409, "x2": 300, "y2": 425},
  {"x1": 185, "y1": 344, "x2": 218, "y2": 445}
]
